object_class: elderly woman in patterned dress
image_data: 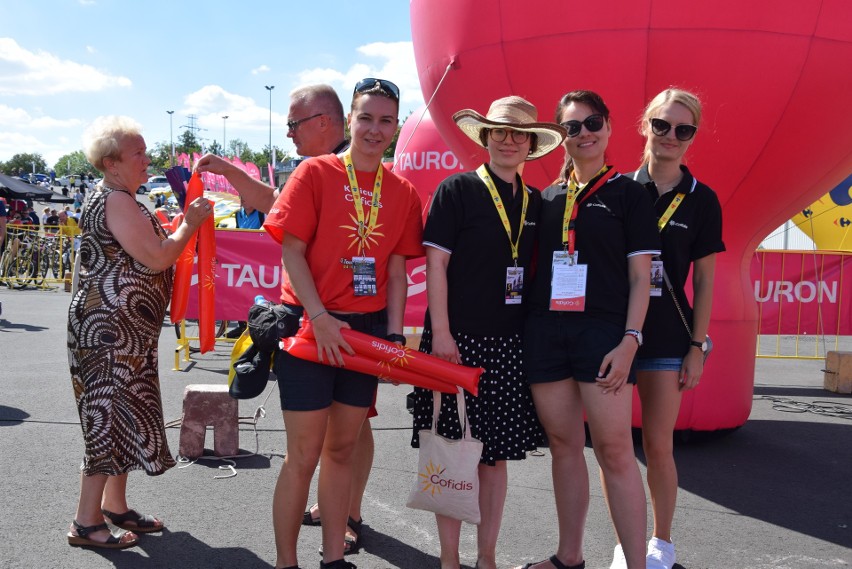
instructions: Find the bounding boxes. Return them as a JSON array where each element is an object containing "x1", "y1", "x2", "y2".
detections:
[{"x1": 66, "y1": 116, "x2": 211, "y2": 549}]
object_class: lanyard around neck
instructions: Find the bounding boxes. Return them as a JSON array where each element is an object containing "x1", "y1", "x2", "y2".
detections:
[
  {"x1": 561, "y1": 165, "x2": 615, "y2": 255},
  {"x1": 476, "y1": 165, "x2": 528, "y2": 266},
  {"x1": 342, "y1": 151, "x2": 383, "y2": 249},
  {"x1": 656, "y1": 192, "x2": 686, "y2": 232}
]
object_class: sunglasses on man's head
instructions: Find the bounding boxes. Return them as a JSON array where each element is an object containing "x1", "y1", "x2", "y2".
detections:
[
  {"x1": 650, "y1": 118, "x2": 697, "y2": 141},
  {"x1": 353, "y1": 78, "x2": 400, "y2": 102},
  {"x1": 560, "y1": 114, "x2": 605, "y2": 138}
]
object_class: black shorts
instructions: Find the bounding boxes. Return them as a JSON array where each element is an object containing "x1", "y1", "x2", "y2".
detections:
[
  {"x1": 524, "y1": 311, "x2": 635, "y2": 385},
  {"x1": 275, "y1": 309, "x2": 388, "y2": 412}
]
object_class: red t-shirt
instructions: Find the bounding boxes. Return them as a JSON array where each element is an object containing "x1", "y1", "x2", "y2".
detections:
[{"x1": 264, "y1": 154, "x2": 424, "y2": 312}]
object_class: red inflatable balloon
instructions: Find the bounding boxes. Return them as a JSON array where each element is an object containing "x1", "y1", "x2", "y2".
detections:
[
  {"x1": 394, "y1": 106, "x2": 466, "y2": 330},
  {"x1": 411, "y1": 0, "x2": 852, "y2": 430},
  {"x1": 298, "y1": 324, "x2": 482, "y2": 396},
  {"x1": 281, "y1": 336, "x2": 458, "y2": 394}
]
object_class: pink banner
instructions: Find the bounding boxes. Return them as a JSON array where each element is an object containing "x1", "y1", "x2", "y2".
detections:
[
  {"x1": 751, "y1": 251, "x2": 852, "y2": 335},
  {"x1": 185, "y1": 230, "x2": 429, "y2": 327}
]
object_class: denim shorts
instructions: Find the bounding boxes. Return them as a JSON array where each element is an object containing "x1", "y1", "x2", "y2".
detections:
[
  {"x1": 635, "y1": 357, "x2": 683, "y2": 372},
  {"x1": 274, "y1": 309, "x2": 387, "y2": 412}
]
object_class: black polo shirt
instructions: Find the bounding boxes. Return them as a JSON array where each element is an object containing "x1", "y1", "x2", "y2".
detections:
[
  {"x1": 528, "y1": 172, "x2": 661, "y2": 326},
  {"x1": 422, "y1": 165, "x2": 542, "y2": 336},
  {"x1": 630, "y1": 164, "x2": 725, "y2": 358}
]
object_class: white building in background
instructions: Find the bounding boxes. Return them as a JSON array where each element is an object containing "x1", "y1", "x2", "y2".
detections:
[{"x1": 758, "y1": 220, "x2": 816, "y2": 250}]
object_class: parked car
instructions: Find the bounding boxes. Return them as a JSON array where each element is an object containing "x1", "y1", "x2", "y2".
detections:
[
  {"x1": 32, "y1": 173, "x2": 50, "y2": 185},
  {"x1": 56, "y1": 175, "x2": 77, "y2": 188},
  {"x1": 137, "y1": 175, "x2": 169, "y2": 194}
]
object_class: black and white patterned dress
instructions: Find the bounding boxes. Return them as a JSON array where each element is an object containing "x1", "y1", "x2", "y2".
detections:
[{"x1": 68, "y1": 184, "x2": 176, "y2": 476}]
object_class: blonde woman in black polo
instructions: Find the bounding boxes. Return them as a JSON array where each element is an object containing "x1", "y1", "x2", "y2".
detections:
[{"x1": 410, "y1": 96, "x2": 566, "y2": 569}]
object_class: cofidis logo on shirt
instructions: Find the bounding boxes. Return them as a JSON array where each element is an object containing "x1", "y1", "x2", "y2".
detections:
[{"x1": 417, "y1": 459, "x2": 475, "y2": 495}]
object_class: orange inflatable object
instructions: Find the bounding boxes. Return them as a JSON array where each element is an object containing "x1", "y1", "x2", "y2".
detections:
[
  {"x1": 170, "y1": 174, "x2": 216, "y2": 354},
  {"x1": 411, "y1": 0, "x2": 852, "y2": 430},
  {"x1": 298, "y1": 324, "x2": 482, "y2": 395},
  {"x1": 281, "y1": 336, "x2": 458, "y2": 394}
]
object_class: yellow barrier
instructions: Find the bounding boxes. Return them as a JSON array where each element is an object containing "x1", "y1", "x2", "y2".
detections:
[{"x1": 0, "y1": 226, "x2": 75, "y2": 288}]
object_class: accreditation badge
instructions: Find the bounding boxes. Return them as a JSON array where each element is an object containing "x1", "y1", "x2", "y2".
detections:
[
  {"x1": 650, "y1": 259, "x2": 664, "y2": 297},
  {"x1": 352, "y1": 256, "x2": 377, "y2": 296},
  {"x1": 550, "y1": 251, "x2": 586, "y2": 311},
  {"x1": 505, "y1": 266, "x2": 524, "y2": 304}
]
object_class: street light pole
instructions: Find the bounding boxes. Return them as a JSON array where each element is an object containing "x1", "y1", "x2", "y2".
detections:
[
  {"x1": 222, "y1": 115, "x2": 229, "y2": 157},
  {"x1": 265, "y1": 85, "x2": 275, "y2": 175},
  {"x1": 166, "y1": 110, "x2": 175, "y2": 167}
]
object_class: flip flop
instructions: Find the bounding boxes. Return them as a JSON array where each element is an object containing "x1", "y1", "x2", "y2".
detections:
[
  {"x1": 101, "y1": 508, "x2": 164, "y2": 533},
  {"x1": 67, "y1": 520, "x2": 138, "y2": 549}
]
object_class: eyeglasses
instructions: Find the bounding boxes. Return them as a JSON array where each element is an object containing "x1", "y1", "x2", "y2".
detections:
[
  {"x1": 287, "y1": 113, "x2": 323, "y2": 132},
  {"x1": 353, "y1": 78, "x2": 400, "y2": 101},
  {"x1": 560, "y1": 114, "x2": 605, "y2": 138},
  {"x1": 650, "y1": 118, "x2": 697, "y2": 141},
  {"x1": 488, "y1": 128, "x2": 530, "y2": 144}
]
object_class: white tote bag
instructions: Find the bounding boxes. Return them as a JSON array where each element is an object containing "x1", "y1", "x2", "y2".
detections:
[{"x1": 406, "y1": 388, "x2": 483, "y2": 524}]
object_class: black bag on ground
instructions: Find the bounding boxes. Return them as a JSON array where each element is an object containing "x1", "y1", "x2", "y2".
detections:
[{"x1": 247, "y1": 303, "x2": 301, "y2": 352}]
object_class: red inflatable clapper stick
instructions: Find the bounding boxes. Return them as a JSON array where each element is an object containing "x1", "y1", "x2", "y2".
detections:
[
  {"x1": 170, "y1": 173, "x2": 203, "y2": 324},
  {"x1": 196, "y1": 197, "x2": 216, "y2": 353},
  {"x1": 281, "y1": 336, "x2": 458, "y2": 393},
  {"x1": 297, "y1": 324, "x2": 482, "y2": 396}
]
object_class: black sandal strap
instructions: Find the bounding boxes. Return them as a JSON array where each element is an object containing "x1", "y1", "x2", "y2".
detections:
[
  {"x1": 549, "y1": 555, "x2": 585, "y2": 569},
  {"x1": 72, "y1": 520, "x2": 110, "y2": 537},
  {"x1": 346, "y1": 516, "x2": 363, "y2": 534}
]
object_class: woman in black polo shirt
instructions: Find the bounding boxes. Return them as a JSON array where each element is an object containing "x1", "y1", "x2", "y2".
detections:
[
  {"x1": 607, "y1": 89, "x2": 724, "y2": 569},
  {"x1": 410, "y1": 96, "x2": 566, "y2": 569},
  {"x1": 517, "y1": 91, "x2": 660, "y2": 569}
]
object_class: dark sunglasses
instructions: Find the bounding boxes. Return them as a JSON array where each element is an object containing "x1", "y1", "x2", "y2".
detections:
[
  {"x1": 286, "y1": 113, "x2": 323, "y2": 132},
  {"x1": 650, "y1": 118, "x2": 697, "y2": 141},
  {"x1": 353, "y1": 77, "x2": 400, "y2": 101},
  {"x1": 489, "y1": 128, "x2": 530, "y2": 144},
  {"x1": 560, "y1": 114, "x2": 605, "y2": 138}
]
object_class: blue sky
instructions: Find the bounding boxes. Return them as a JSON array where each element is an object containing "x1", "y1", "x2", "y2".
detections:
[{"x1": 0, "y1": 0, "x2": 420, "y2": 168}]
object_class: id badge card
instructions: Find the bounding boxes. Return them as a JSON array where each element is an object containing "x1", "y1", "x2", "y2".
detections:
[
  {"x1": 550, "y1": 251, "x2": 587, "y2": 311},
  {"x1": 352, "y1": 256, "x2": 377, "y2": 296},
  {"x1": 650, "y1": 259, "x2": 663, "y2": 297},
  {"x1": 505, "y1": 266, "x2": 524, "y2": 304}
]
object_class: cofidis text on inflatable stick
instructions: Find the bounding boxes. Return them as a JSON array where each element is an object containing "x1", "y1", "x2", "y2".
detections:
[
  {"x1": 297, "y1": 324, "x2": 482, "y2": 396},
  {"x1": 281, "y1": 336, "x2": 459, "y2": 394}
]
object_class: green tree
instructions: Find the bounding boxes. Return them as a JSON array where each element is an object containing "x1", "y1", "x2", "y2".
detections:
[
  {"x1": 254, "y1": 145, "x2": 290, "y2": 167},
  {"x1": 207, "y1": 140, "x2": 222, "y2": 156},
  {"x1": 54, "y1": 151, "x2": 93, "y2": 177},
  {"x1": 176, "y1": 129, "x2": 202, "y2": 157},
  {"x1": 4, "y1": 153, "x2": 48, "y2": 176},
  {"x1": 148, "y1": 141, "x2": 171, "y2": 173}
]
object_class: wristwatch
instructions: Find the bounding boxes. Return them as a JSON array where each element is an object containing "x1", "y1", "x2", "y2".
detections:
[
  {"x1": 624, "y1": 329, "x2": 643, "y2": 346},
  {"x1": 385, "y1": 333, "x2": 407, "y2": 346},
  {"x1": 690, "y1": 339, "x2": 708, "y2": 352}
]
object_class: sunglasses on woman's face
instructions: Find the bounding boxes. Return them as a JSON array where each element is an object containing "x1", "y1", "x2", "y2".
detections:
[
  {"x1": 650, "y1": 118, "x2": 697, "y2": 141},
  {"x1": 353, "y1": 77, "x2": 400, "y2": 101},
  {"x1": 560, "y1": 114, "x2": 605, "y2": 138}
]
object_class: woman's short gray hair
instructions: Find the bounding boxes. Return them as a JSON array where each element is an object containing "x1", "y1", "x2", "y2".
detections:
[{"x1": 82, "y1": 115, "x2": 143, "y2": 172}]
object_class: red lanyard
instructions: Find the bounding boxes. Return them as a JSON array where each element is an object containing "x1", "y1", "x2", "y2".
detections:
[{"x1": 561, "y1": 166, "x2": 616, "y2": 256}]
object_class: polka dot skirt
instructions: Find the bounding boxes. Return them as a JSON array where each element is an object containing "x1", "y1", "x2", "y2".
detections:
[{"x1": 410, "y1": 329, "x2": 543, "y2": 465}]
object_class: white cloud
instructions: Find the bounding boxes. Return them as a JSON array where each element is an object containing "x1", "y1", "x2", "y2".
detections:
[
  {"x1": 295, "y1": 41, "x2": 422, "y2": 110},
  {"x1": 0, "y1": 38, "x2": 131, "y2": 96},
  {"x1": 0, "y1": 104, "x2": 82, "y2": 129},
  {"x1": 181, "y1": 85, "x2": 284, "y2": 134},
  {"x1": 86, "y1": 45, "x2": 97, "y2": 54},
  {"x1": 251, "y1": 65, "x2": 270, "y2": 75}
]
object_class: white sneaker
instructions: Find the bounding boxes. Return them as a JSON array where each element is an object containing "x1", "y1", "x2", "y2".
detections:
[
  {"x1": 646, "y1": 537, "x2": 676, "y2": 569},
  {"x1": 609, "y1": 543, "x2": 628, "y2": 569}
]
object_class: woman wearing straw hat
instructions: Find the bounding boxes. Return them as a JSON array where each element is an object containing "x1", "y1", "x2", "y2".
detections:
[
  {"x1": 410, "y1": 96, "x2": 566, "y2": 569},
  {"x1": 516, "y1": 91, "x2": 660, "y2": 569}
]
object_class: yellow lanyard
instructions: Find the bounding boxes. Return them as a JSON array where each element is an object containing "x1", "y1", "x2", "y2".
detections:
[
  {"x1": 657, "y1": 192, "x2": 686, "y2": 232},
  {"x1": 476, "y1": 165, "x2": 528, "y2": 266},
  {"x1": 560, "y1": 165, "x2": 612, "y2": 253},
  {"x1": 342, "y1": 151, "x2": 383, "y2": 249}
]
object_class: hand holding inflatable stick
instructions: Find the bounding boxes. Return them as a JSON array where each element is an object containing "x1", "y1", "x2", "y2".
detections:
[{"x1": 285, "y1": 323, "x2": 483, "y2": 395}]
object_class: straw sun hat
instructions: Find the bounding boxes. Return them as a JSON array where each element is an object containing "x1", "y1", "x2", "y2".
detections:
[{"x1": 452, "y1": 96, "x2": 567, "y2": 160}]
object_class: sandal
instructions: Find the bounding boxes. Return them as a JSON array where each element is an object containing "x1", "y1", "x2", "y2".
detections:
[
  {"x1": 67, "y1": 520, "x2": 138, "y2": 549},
  {"x1": 319, "y1": 559, "x2": 357, "y2": 568},
  {"x1": 302, "y1": 504, "x2": 321, "y2": 526},
  {"x1": 317, "y1": 516, "x2": 363, "y2": 556},
  {"x1": 101, "y1": 508, "x2": 164, "y2": 533},
  {"x1": 343, "y1": 516, "x2": 363, "y2": 555},
  {"x1": 519, "y1": 555, "x2": 584, "y2": 569}
]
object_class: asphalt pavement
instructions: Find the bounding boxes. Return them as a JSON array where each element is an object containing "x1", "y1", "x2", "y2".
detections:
[{"x1": 0, "y1": 224, "x2": 850, "y2": 568}]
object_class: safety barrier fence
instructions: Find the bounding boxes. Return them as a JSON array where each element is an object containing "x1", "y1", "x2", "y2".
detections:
[{"x1": 0, "y1": 225, "x2": 76, "y2": 289}]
